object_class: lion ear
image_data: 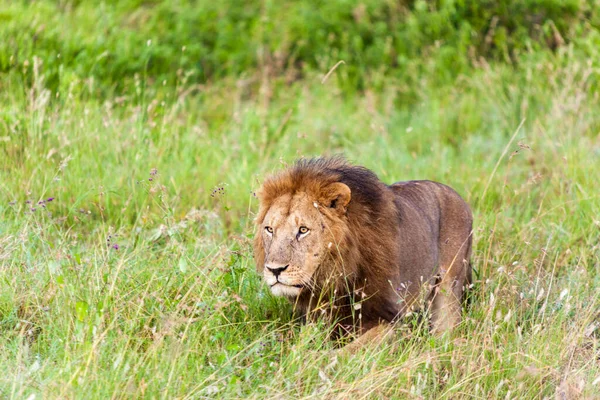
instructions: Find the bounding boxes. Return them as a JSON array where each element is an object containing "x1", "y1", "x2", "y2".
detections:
[{"x1": 321, "y1": 182, "x2": 351, "y2": 213}]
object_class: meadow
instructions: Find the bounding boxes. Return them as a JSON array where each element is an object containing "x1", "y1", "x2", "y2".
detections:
[{"x1": 0, "y1": 1, "x2": 599, "y2": 398}]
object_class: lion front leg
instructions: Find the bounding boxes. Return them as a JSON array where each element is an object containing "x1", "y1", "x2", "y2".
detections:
[{"x1": 338, "y1": 322, "x2": 394, "y2": 355}]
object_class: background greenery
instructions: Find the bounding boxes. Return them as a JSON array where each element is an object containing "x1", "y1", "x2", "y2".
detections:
[{"x1": 0, "y1": 0, "x2": 599, "y2": 398}]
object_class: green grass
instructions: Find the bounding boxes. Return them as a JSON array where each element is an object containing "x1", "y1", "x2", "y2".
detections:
[{"x1": 1, "y1": 2, "x2": 600, "y2": 399}]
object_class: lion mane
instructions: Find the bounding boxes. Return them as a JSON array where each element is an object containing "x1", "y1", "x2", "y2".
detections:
[{"x1": 253, "y1": 157, "x2": 473, "y2": 336}]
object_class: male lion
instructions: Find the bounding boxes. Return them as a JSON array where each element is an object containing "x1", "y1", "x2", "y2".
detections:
[{"x1": 253, "y1": 157, "x2": 473, "y2": 343}]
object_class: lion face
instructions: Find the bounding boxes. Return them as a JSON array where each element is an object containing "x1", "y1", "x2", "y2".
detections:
[
  {"x1": 260, "y1": 192, "x2": 329, "y2": 297},
  {"x1": 255, "y1": 182, "x2": 351, "y2": 298}
]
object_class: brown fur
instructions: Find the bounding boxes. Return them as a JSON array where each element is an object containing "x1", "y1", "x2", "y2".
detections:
[{"x1": 253, "y1": 157, "x2": 473, "y2": 337}]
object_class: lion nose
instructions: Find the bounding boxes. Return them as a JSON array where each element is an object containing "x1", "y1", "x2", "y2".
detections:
[{"x1": 265, "y1": 264, "x2": 289, "y2": 277}]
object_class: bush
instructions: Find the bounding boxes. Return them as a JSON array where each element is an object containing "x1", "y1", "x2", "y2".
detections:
[{"x1": 0, "y1": 0, "x2": 597, "y2": 94}]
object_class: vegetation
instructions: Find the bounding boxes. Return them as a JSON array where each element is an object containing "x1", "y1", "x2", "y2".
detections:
[{"x1": 0, "y1": 0, "x2": 599, "y2": 398}]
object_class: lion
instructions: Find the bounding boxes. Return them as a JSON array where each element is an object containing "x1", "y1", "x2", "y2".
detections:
[{"x1": 253, "y1": 157, "x2": 473, "y2": 343}]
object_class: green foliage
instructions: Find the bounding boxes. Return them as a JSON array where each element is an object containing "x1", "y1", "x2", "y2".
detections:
[
  {"x1": 1, "y1": 45, "x2": 600, "y2": 396},
  {"x1": 0, "y1": 0, "x2": 598, "y2": 94}
]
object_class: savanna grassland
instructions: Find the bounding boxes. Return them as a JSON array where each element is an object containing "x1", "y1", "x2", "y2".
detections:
[{"x1": 0, "y1": 1, "x2": 599, "y2": 398}]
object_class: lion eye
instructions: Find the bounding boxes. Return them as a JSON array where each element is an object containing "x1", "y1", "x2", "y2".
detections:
[
  {"x1": 298, "y1": 226, "x2": 309, "y2": 235},
  {"x1": 265, "y1": 226, "x2": 273, "y2": 234}
]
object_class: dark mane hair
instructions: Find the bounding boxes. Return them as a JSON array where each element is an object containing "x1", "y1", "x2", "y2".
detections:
[
  {"x1": 292, "y1": 156, "x2": 387, "y2": 214},
  {"x1": 260, "y1": 156, "x2": 391, "y2": 222}
]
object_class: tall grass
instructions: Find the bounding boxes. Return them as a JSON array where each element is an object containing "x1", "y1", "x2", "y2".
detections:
[{"x1": 1, "y1": 1, "x2": 599, "y2": 398}]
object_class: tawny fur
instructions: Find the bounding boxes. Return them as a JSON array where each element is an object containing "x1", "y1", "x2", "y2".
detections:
[{"x1": 253, "y1": 157, "x2": 473, "y2": 338}]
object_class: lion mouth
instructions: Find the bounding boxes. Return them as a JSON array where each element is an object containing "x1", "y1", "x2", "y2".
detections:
[{"x1": 271, "y1": 282, "x2": 304, "y2": 289}]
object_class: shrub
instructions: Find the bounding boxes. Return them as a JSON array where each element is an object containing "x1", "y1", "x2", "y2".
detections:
[{"x1": 0, "y1": 0, "x2": 597, "y2": 94}]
